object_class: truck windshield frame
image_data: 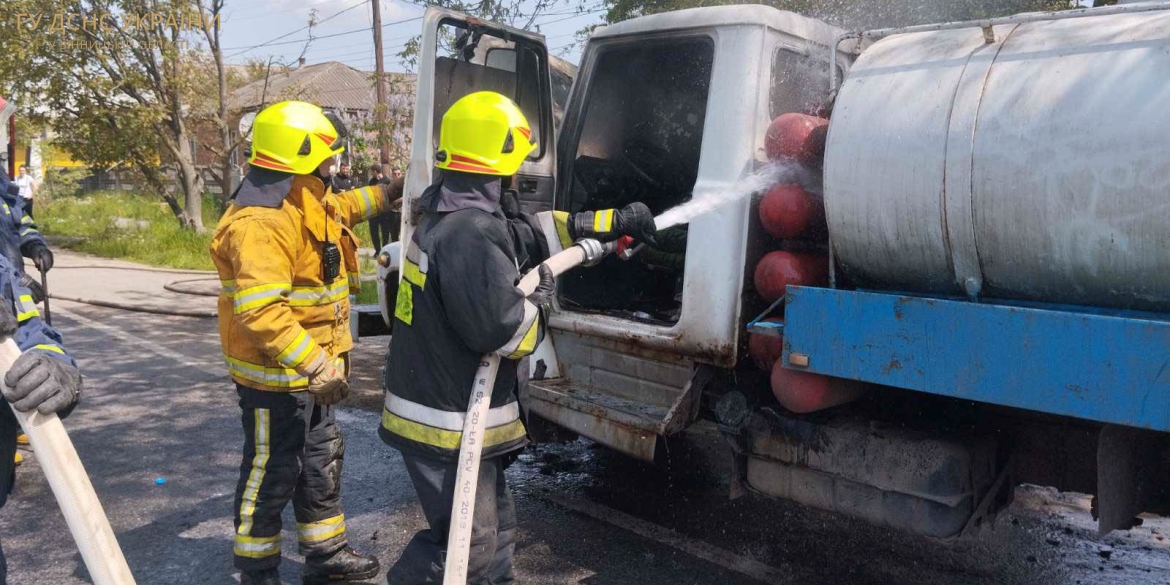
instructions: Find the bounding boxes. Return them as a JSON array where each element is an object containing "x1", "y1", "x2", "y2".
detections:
[
  {"x1": 555, "y1": 33, "x2": 716, "y2": 325},
  {"x1": 432, "y1": 18, "x2": 552, "y2": 161}
]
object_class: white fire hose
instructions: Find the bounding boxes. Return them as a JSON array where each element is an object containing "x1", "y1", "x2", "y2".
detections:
[
  {"x1": 442, "y1": 239, "x2": 614, "y2": 585},
  {"x1": 1, "y1": 339, "x2": 136, "y2": 585}
]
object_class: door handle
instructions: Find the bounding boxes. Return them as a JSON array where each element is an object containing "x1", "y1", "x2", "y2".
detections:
[{"x1": 519, "y1": 178, "x2": 538, "y2": 193}]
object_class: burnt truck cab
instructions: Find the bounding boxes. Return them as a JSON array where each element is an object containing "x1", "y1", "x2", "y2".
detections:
[
  {"x1": 401, "y1": 4, "x2": 847, "y2": 461},
  {"x1": 398, "y1": 3, "x2": 1170, "y2": 541}
]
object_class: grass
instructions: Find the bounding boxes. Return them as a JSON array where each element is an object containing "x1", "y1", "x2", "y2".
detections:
[
  {"x1": 39, "y1": 191, "x2": 218, "y2": 270},
  {"x1": 39, "y1": 191, "x2": 386, "y2": 298}
]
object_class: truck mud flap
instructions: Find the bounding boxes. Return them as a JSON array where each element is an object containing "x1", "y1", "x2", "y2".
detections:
[{"x1": 739, "y1": 410, "x2": 1007, "y2": 539}]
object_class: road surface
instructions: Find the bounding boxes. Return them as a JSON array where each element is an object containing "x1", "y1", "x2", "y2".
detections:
[{"x1": 1, "y1": 258, "x2": 1168, "y2": 584}]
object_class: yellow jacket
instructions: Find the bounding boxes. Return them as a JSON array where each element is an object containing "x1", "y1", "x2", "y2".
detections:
[{"x1": 211, "y1": 171, "x2": 391, "y2": 392}]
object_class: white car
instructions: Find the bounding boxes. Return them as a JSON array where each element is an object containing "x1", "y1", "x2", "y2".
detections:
[{"x1": 374, "y1": 241, "x2": 401, "y2": 329}]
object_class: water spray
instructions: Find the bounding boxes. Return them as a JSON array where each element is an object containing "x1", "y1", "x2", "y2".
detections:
[{"x1": 653, "y1": 161, "x2": 802, "y2": 231}]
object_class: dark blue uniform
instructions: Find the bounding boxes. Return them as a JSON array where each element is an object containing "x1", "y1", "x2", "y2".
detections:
[
  {"x1": 0, "y1": 253, "x2": 76, "y2": 584},
  {"x1": 0, "y1": 170, "x2": 47, "y2": 272}
]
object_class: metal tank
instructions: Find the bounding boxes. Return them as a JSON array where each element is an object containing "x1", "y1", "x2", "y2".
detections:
[{"x1": 823, "y1": 8, "x2": 1170, "y2": 311}]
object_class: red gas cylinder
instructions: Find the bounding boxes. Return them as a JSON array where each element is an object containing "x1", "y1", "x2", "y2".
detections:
[
  {"x1": 765, "y1": 113, "x2": 830, "y2": 166},
  {"x1": 771, "y1": 361, "x2": 866, "y2": 413},
  {"x1": 747, "y1": 319, "x2": 783, "y2": 372},
  {"x1": 759, "y1": 184, "x2": 824, "y2": 240},
  {"x1": 752, "y1": 251, "x2": 829, "y2": 303}
]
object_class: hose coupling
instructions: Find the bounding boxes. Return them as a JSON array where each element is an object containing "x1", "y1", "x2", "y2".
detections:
[{"x1": 576, "y1": 238, "x2": 609, "y2": 267}]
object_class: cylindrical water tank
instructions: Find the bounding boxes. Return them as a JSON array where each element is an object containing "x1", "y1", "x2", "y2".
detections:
[{"x1": 824, "y1": 10, "x2": 1170, "y2": 310}]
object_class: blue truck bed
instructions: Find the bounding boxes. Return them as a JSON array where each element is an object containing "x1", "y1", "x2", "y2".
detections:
[{"x1": 779, "y1": 286, "x2": 1170, "y2": 432}]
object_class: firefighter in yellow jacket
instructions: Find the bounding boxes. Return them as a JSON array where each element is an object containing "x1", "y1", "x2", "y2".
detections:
[{"x1": 211, "y1": 101, "x2": 396, "y2": 585}]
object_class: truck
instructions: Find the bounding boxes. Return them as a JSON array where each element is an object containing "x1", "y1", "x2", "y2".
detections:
[{"x1": 379, "y1": 1, "x2": 1170, "y2": 539}]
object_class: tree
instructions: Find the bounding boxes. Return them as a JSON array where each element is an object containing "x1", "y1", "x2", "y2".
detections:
[
  {"x1": 193, "y1": 0, "x2": 237, "y2": 206},
  {"x1": 0, "y1": 0, "x2": 213, "y2": 230}
]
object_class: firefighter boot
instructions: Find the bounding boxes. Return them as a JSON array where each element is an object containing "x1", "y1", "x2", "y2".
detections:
[
  {"x1": 241, "y1": 568, "x2": 282, "y2": 585},
  {"x1": 303, "y1": 548, "x2": 380, "y2": 584}
]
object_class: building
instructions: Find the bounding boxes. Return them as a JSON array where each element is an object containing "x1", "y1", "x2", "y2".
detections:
[{"x1": 218, "y1": 61, "x2": 416, "y2": 186}]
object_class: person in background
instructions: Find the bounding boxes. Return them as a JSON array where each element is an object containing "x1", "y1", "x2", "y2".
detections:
[
  {"x1": 331, "y1": 161, "x2": 354, "y2": 194},
  {"x1": 366, "y1": 163, "x2": 401, "y2": 255},
  {"x1": 11, "y1": 167, "x2": 36, "y2": 220},
  {"x1": 391, "y1": 168, "x2": 402, "y2": 181}
]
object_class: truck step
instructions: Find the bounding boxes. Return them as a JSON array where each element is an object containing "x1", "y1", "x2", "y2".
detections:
[{"x1": 528, "y1": 378, "x2": 697, "y2": 462}]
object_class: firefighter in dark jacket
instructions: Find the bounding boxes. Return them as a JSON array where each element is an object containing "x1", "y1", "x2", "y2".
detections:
[
  {"x1": 0, "y1": 252, "x2": 82, "y2": 585},
  {"x1": 380, "y1": 91, "x2": 657, "y2": 584},
  {"x1": 0, "y1": 169, "x2": 54, "y2": 275}
]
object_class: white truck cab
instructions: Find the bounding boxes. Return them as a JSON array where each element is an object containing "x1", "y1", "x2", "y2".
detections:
[
  {"x1": 391, "y1": 2, "x2": 1170, "y2": 541},
  {"x1": 398, "y1": 5, "x2": 847, "y2": 461}
]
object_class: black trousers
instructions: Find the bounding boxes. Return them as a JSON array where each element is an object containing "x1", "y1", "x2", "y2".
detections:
[
  {"x1": 386, "y1": 453, "x2": 517, "y2": 585},
  {"x1": 369, "y1": 212, "x2": 400, "y2": 254},
  {"x1": 0, "y1": 407, "x2": 14, "y2": 585},
  {"x1": 233, "y1": 386, "x2": 348, "y2": 571}
]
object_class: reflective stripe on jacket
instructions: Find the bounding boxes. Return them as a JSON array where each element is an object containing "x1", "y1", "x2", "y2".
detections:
[
  {"x1": 380, "y1": 173, "x2": 550, "y2": 461},
  {"x1": 0, "y1": 170, "x2": 45, "y2": 271},
  {"x1": 212, "y1": 169, "x2": 389, "y2": 392},
  {"x1": 0, "y1": 252, "x2": 77, "y2": 508}
]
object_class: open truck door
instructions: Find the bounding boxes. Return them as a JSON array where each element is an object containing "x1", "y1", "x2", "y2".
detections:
[{"x1": 402, "y1": 7, "x2": 557, "y2": 244}]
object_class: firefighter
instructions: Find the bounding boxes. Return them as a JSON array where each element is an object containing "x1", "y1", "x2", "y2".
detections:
[
  {"x1": 380, "y1": 91, "x2": 656, "y2": 584},
  {"x1": 0, "y1": 252, "x2": 82, "y2": 585},
  {"x1": 0, "y1": 169, "x2": 54, "y2": 275},
  {"x1": 0, "y1": 169, "x2": 54, "y2": 462},
  {"x1": 211, "y1": 101, "x2": 397, "y2": 585}
]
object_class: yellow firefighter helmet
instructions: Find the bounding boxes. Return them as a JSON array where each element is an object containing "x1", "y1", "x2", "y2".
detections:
[
  {"x1": 436, "y1": 91, "x2": 536, "y2": 176},
  {"x1": 248, "y1": 101, "x2": 347, "y2": 175}
]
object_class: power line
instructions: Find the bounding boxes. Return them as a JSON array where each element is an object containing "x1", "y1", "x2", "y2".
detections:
[
  {"x1": 228, "y1": 5, "x2": 318, "y2": 23},
  {"x1": 223, "y1": 0, "x2": 374, "y2": 57},
  {"x1": 533, "y1": 8, "x2": 606, "y2": 27},
  {"x1": 226, "y1": 15, "x2": 425, "y2": 61}
]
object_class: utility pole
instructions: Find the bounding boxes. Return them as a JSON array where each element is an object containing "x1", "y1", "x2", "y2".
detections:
[{"x1": 371, "y1": 0, "x2": 392, "y2": 165}]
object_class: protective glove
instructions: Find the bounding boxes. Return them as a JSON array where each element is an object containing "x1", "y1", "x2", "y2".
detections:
[
  {"x1": 613, "y1": 202, "x2": 658, "y2": 245},
  {"x1": 306, "y1": 357, "x2": 349, "y2": 406},
  {"x1": 3, "y1": 353, "x2": 82, "y2": 415},
  {"x1": 18, "y1": 273, "x2": 45, "y2": 304},
  {"x1": 25, "y1": 243, "x2": 54, "y2": 272},
  {"x1": 571, "y1": 202, "x2": 658, "y2": 246},
  {"x1": 383, "y1": 177, "x2": 404, "y2": 213},
  {"x1": 526, "y1": 264, "x2": 556, "y2": 310},
  {"x1": 0, "y1": 303, "x2": 15, "y2": 337}
]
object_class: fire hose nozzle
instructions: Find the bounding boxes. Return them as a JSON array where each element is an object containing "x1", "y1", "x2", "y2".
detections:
[
  {"x1": 618, "y1": 243, "x2": 647, "y2": 261},
  {"x1": 575, "y1": 238, "x2": 616, "y2": 267}
]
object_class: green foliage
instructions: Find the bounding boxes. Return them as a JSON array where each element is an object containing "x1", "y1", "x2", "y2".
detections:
[
  {"x1": 37, "y1": 191, "x2": 219, "y2": 270},
  {"x1": 353, "y1": 282, "x2": 380, "y2": 306},
  {"x1": 40, "y1": 167, "x2": 88, "y2": 200},
  {"x1": 38, "y1": 190, "x2": 386, "y2": 279},
  {"x1": 0, "y1": 0, "x2": 214, "y2": 230}
]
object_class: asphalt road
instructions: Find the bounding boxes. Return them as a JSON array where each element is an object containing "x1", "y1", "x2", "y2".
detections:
[{"x1": 2, "y1": 300, "x2": 1169, "y2": 585}]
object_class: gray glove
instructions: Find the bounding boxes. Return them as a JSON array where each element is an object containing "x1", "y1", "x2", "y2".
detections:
[
  {"x1": 3, "y1": 352, "x2": 82, "y2": 414},
  {"x1": 19, "y1": 273, "x2": 45, "y2": 304},
  {"x1": 0, "y1": 303, "x2": 14, "y2": 338}
]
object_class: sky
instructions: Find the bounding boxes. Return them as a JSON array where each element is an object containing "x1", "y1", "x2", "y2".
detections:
[{"x1": 216, "y1": 0, "x2": 607, "y2": 73}]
